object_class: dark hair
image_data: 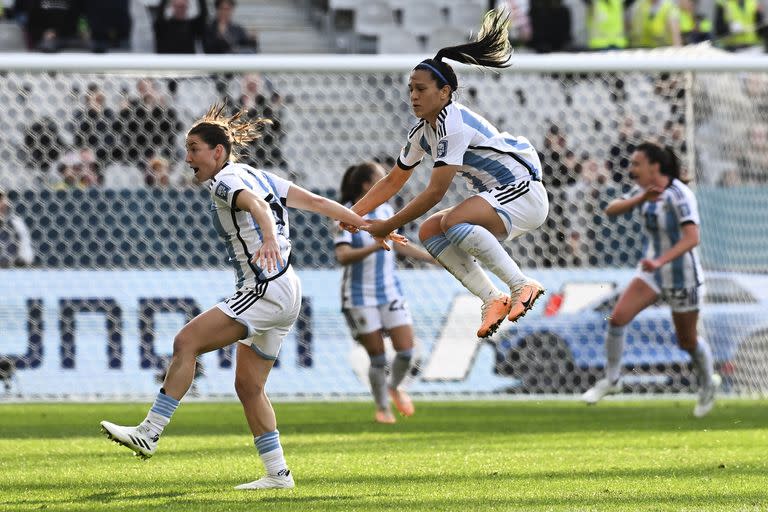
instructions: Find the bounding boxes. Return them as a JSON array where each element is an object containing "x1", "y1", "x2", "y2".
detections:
[
  {"x1": 215, "y1": 0, "x2": 234, "y2": 8},
  {"x1": 187, "y1": 103, "x2": 270, "y2": 161},
  {"x1": 414, "y1": 9, "x2": 511, "y2": 93},
  {"x1": 635, "y1": 141, "x2": 687, "y2": 183},
  {"x1": 339, "y1": 161, "x2": 382, "y2": 205}
]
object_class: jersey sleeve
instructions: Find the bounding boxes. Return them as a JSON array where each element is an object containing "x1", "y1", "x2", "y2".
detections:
[
  {"x1": 673, "y1": 188, "x2": 700, "y2": 225},
  {"x1": 434, "y1": 129, "x2": 470, "y2": 167},
  {"x1": 261, "y1": 170, "x2": 292, "y2": 202},
  {"x1": 397, "y1": 124, "x2": 426, "y2": 170},
  {"x1": 334, "y1": 223, "x2": 353, "y2": 246},
  {"x1": 212, "y1": 172, "x2": 247, "y2": 209}
]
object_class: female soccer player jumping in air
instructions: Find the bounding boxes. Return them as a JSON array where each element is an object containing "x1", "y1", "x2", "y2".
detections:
[
  {"x1": 335, "y1": 161, "x2": 435, "y2": 424},
  {"x1": 582, "y1": 142, "x2": 719, "y2": 417},
  {"x1": 100, "y1": 105, "x2": 401, "y2": 490},
  {"x1": 350, "y1": 9, "x2": 549, "y2": 339}
]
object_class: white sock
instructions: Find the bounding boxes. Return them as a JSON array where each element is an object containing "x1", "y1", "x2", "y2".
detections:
[
  {"x1": 605, "y1": 325, "x2": 625, "y2": 383},
  {"x1": 444, "y1": 223, "x2": 526, "y2": 288},
  {"x1": 140, "y1": 390, "x2": 179, "y2": 437},
  {"x1": 692, "y1": 337, "x2": 714, "y2": 387},
  {"x1": 255, "y1": 430, "x2": 288, "y2": 476},
  {"x1": 369, "y1": 354, "x2": 389, "y2": 411},
  {"x1": 422, "y1": 234, "x2": 502, "y2": 302}
]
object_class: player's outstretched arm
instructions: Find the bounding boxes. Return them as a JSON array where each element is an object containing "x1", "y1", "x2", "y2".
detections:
[
  {"x1": 351, "y1": 163, "x2": 412, "y2": 216},
  {"x1": 604, "y1": 186, "x2": 663, "y2": 217},
  {"x1": 235, "y1": 189, "x2": 283, "y2": 272},
  {"x1": 287, "y1": 185, "x2": 368, "y2": 228}
]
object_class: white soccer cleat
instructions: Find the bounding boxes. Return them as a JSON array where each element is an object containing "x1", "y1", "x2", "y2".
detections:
[
  {"x1": 582, "y1": 378, "x2": 622, "y2": 405},
  {"x1": 235, "y1": 470, "x2": 295, "y2": 490},
  {"x1": 693, "y1": 373, "x2": 721, "y2": 418},
  {"x1": 100, "y1": 421, "x2": 158, "y2": 459}
]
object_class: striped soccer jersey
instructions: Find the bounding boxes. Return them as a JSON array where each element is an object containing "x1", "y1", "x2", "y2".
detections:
[
  {"x1": 631, "y1": 178, "x2": 704, "y2": 289},
  {"x1": 334, "y1": 203, "x2": 405, "y2": 308},
  {"x1": 209, "y1": 162, "x2": 292, "y2": 289},
  {"x1": 397, "y1": 101, "x2": 542, "y2": 193}
]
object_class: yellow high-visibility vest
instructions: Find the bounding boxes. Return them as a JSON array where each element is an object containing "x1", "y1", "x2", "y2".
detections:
[
  {"x1": 588, "y1": 0, "x2": 627, "y2": 49},
  {"x1": 680, "y1": 10, "x2": 712, "y2": 34},
  {"x1": 718, "y1": 0, "x2": 760, "y2": 47},
  {"x1": 631, "y1": 0, "x2": 680, "y2": 47}
]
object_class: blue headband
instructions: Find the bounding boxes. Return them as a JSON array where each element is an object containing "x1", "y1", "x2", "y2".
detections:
[{"x1": 415, "y1": 61, "x2": 451, "y2": 89}]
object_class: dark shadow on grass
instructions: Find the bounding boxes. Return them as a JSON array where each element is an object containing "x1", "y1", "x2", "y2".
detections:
[{"x1": 2, "y1": 401, "x2": 768, "y2": 439}]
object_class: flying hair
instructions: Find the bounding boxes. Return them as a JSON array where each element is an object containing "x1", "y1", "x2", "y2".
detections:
[
  {"x1": 187, "y1": 102, "x2": 272, "y2": 160},
  {"x1": 435, "y1": 9, "x2": 512, "y2": 68},
  {"x1": 416, "y1": 9, "x2": 512, "y2": 92}
]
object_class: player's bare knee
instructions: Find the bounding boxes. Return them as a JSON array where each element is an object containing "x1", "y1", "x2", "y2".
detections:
[
  {"x1": 234, "y1": 376, "x2": 265, "y2": 401},
  {"x1": 418, "y1": 216, "x2": 443, "y2": 241},
  {"x1": 172, "y1": 331, "x2": 200, "y2": 357}
]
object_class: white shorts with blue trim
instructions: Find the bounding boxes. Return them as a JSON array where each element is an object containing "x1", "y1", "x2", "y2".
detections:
[
  {"x1": 636, "y1": 270, "x2": 704, "y2": 313},
  {"x1": 477, "y1": 180, "x2": 549, "y2": 240},
  {"x1": 342, "y1": 298, "x2": 412, "y2": 338},
  {"x1": 216, "y1": 266, "x2": 302, "y2": 360}
]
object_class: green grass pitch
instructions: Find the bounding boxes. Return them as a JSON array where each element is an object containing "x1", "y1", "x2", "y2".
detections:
[{"x1": 2, "y1": 400, "x2": 767, "y2": 511}]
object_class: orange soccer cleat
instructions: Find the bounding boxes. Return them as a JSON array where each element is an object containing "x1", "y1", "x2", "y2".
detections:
[
  {"x1": 389, "y1": 387, "x2": 415, "y2": 417},
  {"x1": 477, "y1": 295, "x2": 513, "y2": 338},
  {"x1": 375, "y1": 409, "x2": 397, "y2": 424},
  {"x1": 508, "y1": 279, "x2": 545, "y2": 322}
]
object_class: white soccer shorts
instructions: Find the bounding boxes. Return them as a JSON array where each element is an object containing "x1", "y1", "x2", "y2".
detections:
[
  {"x1": 477, "y1": 180, "x2": 549, "y2": 240},
  {"x1": 342, "y1": 298, "x2": 413, "y2": 339},
  {"x1": 636, "y1": 270, "x2": 704, "y2": 313},
  {"x1": 217, "y1": 266, "x2": 302, "y2": 360}
]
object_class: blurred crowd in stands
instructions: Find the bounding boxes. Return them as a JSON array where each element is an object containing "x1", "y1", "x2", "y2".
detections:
[
  {"x1": 0, "y1": 1, "x2": 766, "y2": 54},
  {"x1": 1, "y1": 0, "x2": 258, "y2": 54}
]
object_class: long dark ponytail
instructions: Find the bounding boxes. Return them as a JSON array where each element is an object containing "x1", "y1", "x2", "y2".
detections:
[
  {"x1": 636, "y1": 141, "x2": 687, "y2": 183},
  {"x1": 339, "y1": 161, "x2": 381, "y2": 205},
  {"x1": 414, "y1": 9, "x2": 512, "y2": 93}
]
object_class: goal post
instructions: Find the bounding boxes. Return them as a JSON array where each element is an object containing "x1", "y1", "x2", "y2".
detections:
[{"x1": 1, "y1": 47, "x2": 767, "y2": 400}]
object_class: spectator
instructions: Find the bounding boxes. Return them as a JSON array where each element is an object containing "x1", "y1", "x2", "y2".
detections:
[
  {"x1": 738, "y1": 122, "x2": 768, "y2": 183},
  {"x1": 52, "y1": 149, "x2": 100, "y2": 190},
  {"x1": 71, "y1": 82, "x2": 121, "y2": 162},
  {"x1": 496, "y1": 0, "x2": 531, "y2": 47},
  {"x1": 527, "y1": 0, "x2": 573, "y2": 53},
  {"x1": 0, "y1": 188, "x2": 34, "y2": 268},
  {"x1": 23, "y1": 116, "x2": 65, "y2": 173},
  {"x1": 629, "y1": 0, "x2": 682, "y2": 48},
  {"x1": 235, "y1": 73, "x2": 287, "y2": 170},
  {"x1": 152, "y1": 0, "x2": 207, "y2": 53},
  {"x1": 117, "y1": 78, "x2": 181, "y2": 165},
  {"x1": 22, "y1": 0, "x2": 87, "y2": 52},
  {"x1": 203, "y1": 0, "x2": 258, "y2": 54},
  {"x1": 84, "y1": 0, "x2": 131, "y2": 52},
  {"x1": 679, "y1": 0, "x2": 712, "y2": 45},
  {"x1": 714, "y1": 0, "x2": 764, "y2": 51},
  {"x1": 582, "y1": 0, "x2": 637, "y2": 50},
  {"x1": 145, "y1": 156, "x2": 171, "y2": 187}
]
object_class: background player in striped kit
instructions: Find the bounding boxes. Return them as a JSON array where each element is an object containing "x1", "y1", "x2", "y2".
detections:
[
  {"x1": 100, "y1": 104, "x2": 403, "y2": 490},
  {"x1": 348, "y1": 9, "x2": 549, "y2": 339},
  {"x1": 582, "y1": 142, "x2": 719, "y2": 417},
  {"x1": 335, "y1": 161, "x2": 435, "y2": 424}
]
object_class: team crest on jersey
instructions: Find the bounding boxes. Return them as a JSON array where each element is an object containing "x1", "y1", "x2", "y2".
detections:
[
  {"x1": 215, "y1": 182, "x2": 230, "y2": 200},
  {"x1": 437, "y1": 139, "x2": 448, "y2": 158}
]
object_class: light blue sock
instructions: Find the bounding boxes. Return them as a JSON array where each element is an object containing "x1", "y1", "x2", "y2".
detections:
[
  {"x1": 255, "y1": 430, "x2": 288, "y2": 476},
  {"x1": 369, "y1": 353, "x2": 389, "y2": 411},
  {"x1": 142, "y1": 389, "x2": 179, "y2": 436},
  {"x1": 389, "y1": 349, "x2": 413, "y2": 390}
]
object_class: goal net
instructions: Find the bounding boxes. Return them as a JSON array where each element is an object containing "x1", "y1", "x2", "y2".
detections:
[{"x1": 1, "y1": 47, "x2": 766, "y2": 400}]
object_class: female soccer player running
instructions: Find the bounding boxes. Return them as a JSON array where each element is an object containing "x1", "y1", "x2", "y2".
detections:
[
  {"x1": 350, "y1": 9, "x2": 549, "y2": 339},
  {"x1": 100, "y1": 105, "x2": 401, "y2": 490},
  {"x1": 582, "y1": 142, "x2": 719, "y2": 417},
  {"x1": 335, "y1": 161, "x2": 434, "y2": 424}
]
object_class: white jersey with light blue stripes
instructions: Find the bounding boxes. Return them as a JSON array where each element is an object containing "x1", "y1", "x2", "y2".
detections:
[
  {"x1": 630, "y1": 179, "x2": 704, "y2": 289},
  {"x1": 334, "y1": 203, "x2": 404, "y2": 308},
  {"x1": 397, "y1": 101, "x2": 542, "y2": 192},
  {"x1": 209, "y1": 162, "x2": 292, "y2": 289}
]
